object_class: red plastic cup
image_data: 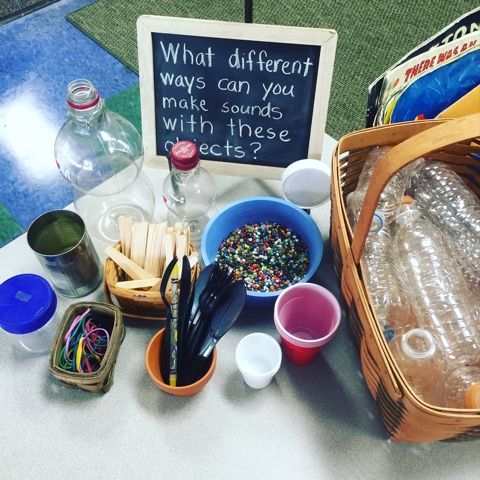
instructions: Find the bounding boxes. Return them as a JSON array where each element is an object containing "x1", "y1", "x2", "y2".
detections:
[{"x1": 274, "y1": 283, "x2": 341, "y2": 365}]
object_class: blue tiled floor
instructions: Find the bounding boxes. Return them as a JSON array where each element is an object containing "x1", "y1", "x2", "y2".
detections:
[{"x1": 0, "y1": 0, "x2": 138, "y2": 246}]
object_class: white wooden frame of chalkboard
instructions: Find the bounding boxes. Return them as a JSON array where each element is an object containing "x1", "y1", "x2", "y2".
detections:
[{"x1": 137, "y1": 15, "x2": 337, "y2": 179}]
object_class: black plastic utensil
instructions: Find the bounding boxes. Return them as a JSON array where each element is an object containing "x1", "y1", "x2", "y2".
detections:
[
  {"x1": 184, "y1": 314, "x2": 210, "y2": 378},
  {"x1": 198, "y1": 280, "x2": 247, "y2": 357},
  {"x1": 184, "y1": 281, "x2": 246, "y2": 384},
  {"x1": 186, "y1": 263, "x2": 215, "y2": 334},
  {"x1": 184, "y1": 265, "x2": 231, "y2": 365}
]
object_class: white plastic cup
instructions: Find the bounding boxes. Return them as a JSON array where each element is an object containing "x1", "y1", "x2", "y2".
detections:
[
  {"x1": 281, "y1": 159, "x2": 331, "y2": 209},
  {"x1": 235, "y1": 333, "x2": 282, "y2": 389}
]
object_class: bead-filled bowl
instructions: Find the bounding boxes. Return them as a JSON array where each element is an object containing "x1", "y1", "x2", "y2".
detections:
[{"x1": 201, "y1": 196, "x2": 323, "y2": 307}]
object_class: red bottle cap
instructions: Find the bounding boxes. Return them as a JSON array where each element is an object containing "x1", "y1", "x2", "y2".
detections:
[{"x1": 170, "y1": 141, "x2": 199, "y2": 170}]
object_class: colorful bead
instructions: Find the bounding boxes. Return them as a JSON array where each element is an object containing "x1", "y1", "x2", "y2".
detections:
[{"x1": 215, "y1": 221, "x2": 309, "y2": 292}]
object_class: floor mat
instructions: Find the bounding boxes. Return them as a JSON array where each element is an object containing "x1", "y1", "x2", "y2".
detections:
[
  {"x1": 0, "y1": 0, "x2": 59, "y2": 25},
  {"x1": 66, "y1": 0, "x2": 477, "y2": 139},
  {"x1": 105, "y1": 84, "x2": 142, "y2": 134},
  {"x1": 0, "y1": 204, "x2": 23, "y2": 248}
]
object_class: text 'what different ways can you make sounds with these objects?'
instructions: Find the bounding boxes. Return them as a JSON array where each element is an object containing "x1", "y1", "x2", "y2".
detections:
[{"x1": 155, "y1": 40, "x2": 317, "y2": 162}]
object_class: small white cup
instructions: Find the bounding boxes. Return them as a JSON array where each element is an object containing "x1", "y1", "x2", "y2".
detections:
[{"x1": 235, "y1": 333, "x2": 282, "y2": 389}]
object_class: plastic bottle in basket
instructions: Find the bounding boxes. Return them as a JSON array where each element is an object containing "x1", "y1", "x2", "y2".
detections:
[
  {"x1": 410, "y1": 160, "x2": 480, "y2": 288},
  {"x1": 346, "y1": 146, "x2": 413, "y2": 227},
  {"x1": 389, "y1": 328, "x2": 447, "y2": 405},
  {"x1": 393, "y1": 203, "x2": 480, "y2": 368},
  {"x1": 444, "y1": 366, "x2": 480, "y2": 408},
  {"x1": 359, "y1": 223, "x2": 413, "y2": 336},
  {"x1": 345, "y1": 146, "x2": 412, "y2": 336}
]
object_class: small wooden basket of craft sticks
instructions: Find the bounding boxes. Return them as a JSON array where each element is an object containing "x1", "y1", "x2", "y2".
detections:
[{"x1": 104, "y1": 216, "x2": 200, "y2": 319}]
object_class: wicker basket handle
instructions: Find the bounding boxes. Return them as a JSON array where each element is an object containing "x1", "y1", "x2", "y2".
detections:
[{"x1": 351, "y1": 113, "x2": 480, "y2": 264}]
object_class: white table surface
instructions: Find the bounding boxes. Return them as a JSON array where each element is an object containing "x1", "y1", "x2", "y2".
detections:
[{"x1": 1, "y1": 135, "x2": 480, "y2": 480}]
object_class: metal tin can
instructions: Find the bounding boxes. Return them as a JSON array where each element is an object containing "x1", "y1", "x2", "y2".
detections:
[{"x1": 27, "y1": 210, "x2": 102, "y2": 297}]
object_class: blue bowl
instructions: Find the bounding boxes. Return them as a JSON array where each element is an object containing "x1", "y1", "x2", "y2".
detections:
[{"x1": 201, "y1": 196, "x2": 323, "y2": 307}]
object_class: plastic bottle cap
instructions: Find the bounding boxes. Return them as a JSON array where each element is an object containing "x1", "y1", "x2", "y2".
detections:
[
  {"x1": 281, "y1": 159, "x2": 330, "y2": 209},
  {"x1": 401, "y1": 328, "x2": 436, "y2": 359},
  {"x1": 0, "y1": 274, "x2": 57, "y2": 334},
  {"x1": 370, "y1": 212, "x2": 385, "y2": 233},
  {"x1": 466, "y1": 383, "x2": 480, "y2": 409},
  {"x1": 170, "y1": 141, "x2": 199, "y2": 170}
]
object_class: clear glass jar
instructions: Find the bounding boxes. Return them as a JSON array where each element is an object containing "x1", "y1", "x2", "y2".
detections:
[
  {"x1": 54, "y1": 79, "x2": 155, "y2": 243},
  {"x1": 162, "y1": 141, "x2": 216, "y2": 242}
]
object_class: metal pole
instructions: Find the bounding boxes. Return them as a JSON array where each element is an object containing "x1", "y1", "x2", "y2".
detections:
[{"x1": 245, "y1": 0, "x2": 253, "y2": 23}]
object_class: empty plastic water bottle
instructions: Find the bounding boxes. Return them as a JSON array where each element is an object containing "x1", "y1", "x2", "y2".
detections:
[
  {"x1": 359, "y1": 224, "x2": 413, "y2": 337},
  {"x1": 55, "y1": 79, "x2": 155, "y2": 243},
  {"x1": 162, "y1": 140, "x2": 216, "y2": 242},
  {"x1": 444, "y1": 366, "x2": 480, "y2": 408},
  {"x1": 346, "y1": 146, "x2": 413, "y2": 337},
  {"x1": 411, "y1": 160, "x2": 480, "y2": 287},
  {"x1": 389, "y1": 328, "x2": 446, "y2": 405},
  {"x1": 393, "y1": 203, "x2": 480, "y2": 368},
  {"x1": 346, "y1": 146, "x2": 415, "y2": 228}
]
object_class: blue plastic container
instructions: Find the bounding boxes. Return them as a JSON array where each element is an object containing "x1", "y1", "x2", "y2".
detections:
[
  {"x1": 201, "y1": 196, "x2": 323, "y2": 307},
  {"x1": 0, "y1": 274, "x2": 59, "y2": 353}
]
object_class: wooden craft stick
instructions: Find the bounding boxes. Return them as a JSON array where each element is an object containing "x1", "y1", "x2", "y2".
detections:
[
  {"x1": 124, "y1": 216, "x2": 133, "y2": 259},
  {"x1": 143, "y1": 223, "x2": 158, "y2": 276},
  {"x1": 184, "y1": 225, "x2": 190, "y2": 250},
  {"x1": 105, "y1": 246, "x2": 152, "y2": 280},
  {"x1": 151, "y1": 224, "x2": 162, "y2": 277},
  {"x1": 118, "y1": 215, "x2": 126, "y2": 254},
  {"x1": 131, "y1": 221, "x2": 149, "y2": 268},
  {"x1": 117, "y1": 278, "x2": 161, "y2": 289},
  {"x1": 176, "y1": 234, "x2": 187, "y2": 276},
  {"x1": 158, "y1": 222, "x2": 167, "y2": 274},
  {"x1": 163, "y1": 233, "x2": 174, "y2": 275},
  {"x1": 188, "y1": 251, "x2": 199, "y2": 268}
]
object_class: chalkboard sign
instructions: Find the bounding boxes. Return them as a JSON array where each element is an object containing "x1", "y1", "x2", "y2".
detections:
[{"x1": 137, "y1": 16, "x2": 337, "y2": 179}]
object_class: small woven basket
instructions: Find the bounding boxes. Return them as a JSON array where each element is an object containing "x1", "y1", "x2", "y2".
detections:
[
  {"x1": 104, "y1": 242, "x2": 200, "y2": 320},
  {"x1": 49, "y1": 302, "x2": 125, "y2": 393},
  {"x1": 330, "y1": 114, "x2": 480, "y2": 442}
]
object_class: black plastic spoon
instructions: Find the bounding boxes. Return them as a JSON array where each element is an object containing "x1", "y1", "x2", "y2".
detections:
[{"x1": 198, "y1": 280, "x2": 247, "y2": 357}]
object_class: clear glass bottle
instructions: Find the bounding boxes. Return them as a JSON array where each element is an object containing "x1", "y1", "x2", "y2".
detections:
[
  {"x1": 444, "y1": 366, "x2": 480, "y2": 408},
  {"x1": 393, "y1": 203, "x2": 480, "y2": 369},
  {"x1": 162, "y1": 140, "x2": 216, "y2": 242},
  {"x1": 411, "y1": 160, "x2": 480, "y2": 288},
  {"x1": 54, "y1": 79, "x2": 155, "y2": 243},
  {"x1": 389, "y1": 328, "x2": 447, "y2": 405}
]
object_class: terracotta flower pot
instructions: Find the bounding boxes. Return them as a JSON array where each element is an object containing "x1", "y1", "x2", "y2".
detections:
[{"x1": 145, "y1": 328, "x2": 217, "y2": 397}]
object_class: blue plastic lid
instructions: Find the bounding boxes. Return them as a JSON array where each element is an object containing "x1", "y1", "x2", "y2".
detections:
[{"x1": 0, "y1": 274, "x2": 57, "y2": 334}]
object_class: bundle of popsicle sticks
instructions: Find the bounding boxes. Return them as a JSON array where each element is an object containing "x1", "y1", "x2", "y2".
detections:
[{"x1": 104, "y1": 216, "x2": 198, "y2": 291}]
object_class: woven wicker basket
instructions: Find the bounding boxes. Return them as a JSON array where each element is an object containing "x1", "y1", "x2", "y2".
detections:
[
  {"x1": 330, "y1": 114, "x2": 480, "y2": 442},
  {"x1": 49, "y1": 302, "x2": 125, "y2": 393},
  {"x1": 104, "y1": 242, "x2": 200, "y2": 320}
]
